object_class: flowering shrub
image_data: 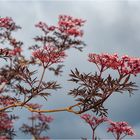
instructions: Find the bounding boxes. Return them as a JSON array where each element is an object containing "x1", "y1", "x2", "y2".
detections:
[{"x1": 0, "y1": 15, "x2": 139, "y2": 140}]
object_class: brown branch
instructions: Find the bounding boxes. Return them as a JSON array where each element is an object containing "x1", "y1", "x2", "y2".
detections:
[
  {"x1": 0, "y1": 82, "x2": 6, "y2": 93},
  {"x1": 0, "y1": 102, "x2": 82, "y2": 114},
  {"x1": 38, "y1": 66, "x2": 46, "y2": 88}
]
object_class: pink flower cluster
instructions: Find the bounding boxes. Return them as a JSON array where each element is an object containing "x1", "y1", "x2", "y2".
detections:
[
  {"x1": 81, "y1": 114, "x2": 135, "y2": 139},
  {"x1": 0, "y1": 47, "x2": 21, "y2": 57},
  {"x1": 9, "y1": 47, "x2": 22, "y2": 56},
  {"x1": 32, "y1": 45, "x2": 66, "y2": 66},
  {"x1": 38, "y1": 114, "x2": 54, "y2": 123},
  {"x1": 35, "y1": 15, "x2": 85, "y2": 37},
  {"x1": 0, "y1": 113, "x2": 13, "y2": 131},
  {"x1": 58, "y1": 15, "x2": 85, "y2": 37},
  {"x1": 107, "y1": 120, "x2": 135, "y2": 137},
  {"x1": 0, "y1": 136, "x2": 9, "y2": 140},
  {"x1": 0, "y1": 17, "x2": 18, "y2": 31},
  {"x1": 81, "y1": 114, "x2": 107, "y2": 127},
  {"x1": 0, "y1": 96, "x2": 16, "y2": 106},
  {"x1": 88, "y1": 53, "x2": 140, "y2": 75},
  {"x1": 29, "y1": 113, "x2": 53, "y2": 123},
  {"x1": 35, "y1": 21, "x2": 56, "y2": 33}
]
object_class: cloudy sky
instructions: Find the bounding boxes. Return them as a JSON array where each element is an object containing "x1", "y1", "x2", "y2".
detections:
[{"x1": 0, "y1": 0, "x2": 140, "y2": 139}]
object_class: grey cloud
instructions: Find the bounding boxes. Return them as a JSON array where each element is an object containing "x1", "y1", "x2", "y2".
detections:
[{"x1": 0, "y1": 0, "x2": 140, "y2": 139}]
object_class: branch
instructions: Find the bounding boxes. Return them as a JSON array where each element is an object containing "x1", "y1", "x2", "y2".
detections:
[
  {"x1": 0, "y1": 82, "x2": 6, "y2": 93},
  {"x1": 0, "y1": 102, "x2": 82, "y2": 114}
]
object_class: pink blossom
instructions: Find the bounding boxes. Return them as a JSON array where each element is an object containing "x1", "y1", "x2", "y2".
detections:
[
  {"x1": 29, "y1": 113, "x2": 53, "y2": 123},
  {"x1": 88, "y1": 53, "x2": 140, "y2": 75},
  {"x1": 0, "y1": 136, "x2": 9, "y2": 140},
  {"x1": 0, "y1": 113, "x2": 13, "y2": 131},
  {"x1": 0, "y1": 17, "x2": 13, "y2": 29},
  {"x1": 0, "y1": 47, "x2": 21, "y2": 57},
  {"x1": 35, "y1": 21, "x2": 56, "y2": 33},
  {"x1": 0, "y1": 17, "x2": 19, "y2": 30},
  {"x1": 32, "y1": 45, "x2": 66, "y2": 66},
  {"x1": 0, "y1": 96, "x2": 16, "y2": 106},
  {"x1": 107, "y1": 120, "x2": 135, "y2": 139},
  {"x1": 38, "y1": 114, "x2": 53, "y2": 123},
  {"x1": 88, "y1": 53, "x2": 120, "y2": 70},
  {"x1": 58, "y1": 15, "x2": 85, "y2": 37},
  {"x1": 66, "y1": 28, "x2": 83, "y2": 37},
  {"x1": 9, "y1": 47, "x2": 22, "y2": 56},
  {"x1": 48, "y1": 26, "x2": 56, "y2": 31},
  {"x1": 35, "y1": 21, "x2": 48, "y2": 33},
  {"x1": 81, "y1": 114, "x2": 107, "y2": 127}
]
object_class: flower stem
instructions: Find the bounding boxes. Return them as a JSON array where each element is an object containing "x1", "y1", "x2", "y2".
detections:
[{"x1": 38, "y1": 67, "x2": 46, "y2": 88}]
